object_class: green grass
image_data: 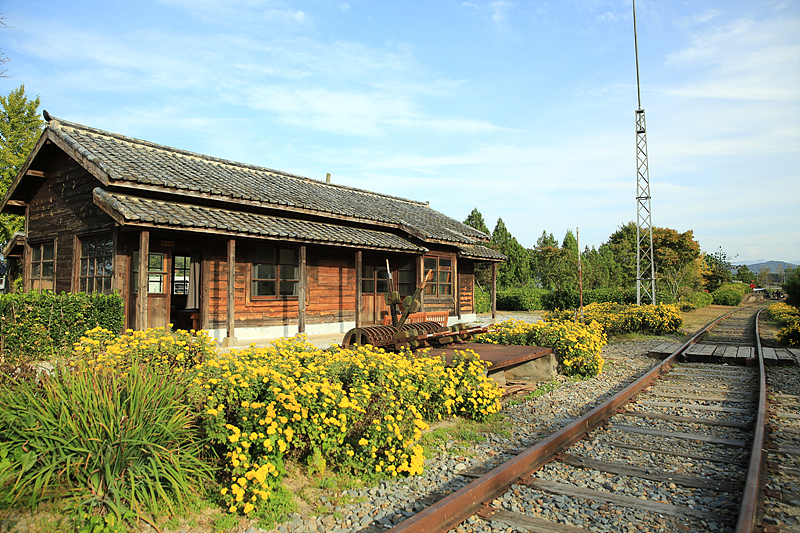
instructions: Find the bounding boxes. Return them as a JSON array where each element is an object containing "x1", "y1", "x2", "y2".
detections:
[{"x1": 420, "y1": 414, "x2": 509, "y2": 457}]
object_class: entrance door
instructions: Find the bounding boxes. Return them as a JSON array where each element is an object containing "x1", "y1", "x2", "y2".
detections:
[
  {"x1": 170, "y1": 253, "x2": 202, "y2": 331},
  {"x1": 130, "y1": 250, "x2": 170, "y2": 330}
]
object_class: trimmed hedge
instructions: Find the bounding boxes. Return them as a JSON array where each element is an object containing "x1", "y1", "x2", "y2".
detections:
[
  {"x1": 496, "y1": 287, "x2": 548, "y2": 311},
  {"x1": 475, "y1": 286, "x2": 491, "y2": 313},
  {"x1": 0, "y1": 291, "x2": 124, "y2": 364},
  {"x1": 541, "y1": 287, "x2": 637, "y2": 311}
]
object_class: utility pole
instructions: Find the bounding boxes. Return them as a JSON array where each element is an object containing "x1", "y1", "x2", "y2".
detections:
[{"x1": 633, "y1": 0, "x2": 656, "y2": 305}]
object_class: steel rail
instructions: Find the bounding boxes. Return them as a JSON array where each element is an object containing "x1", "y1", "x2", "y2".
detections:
[
  {"x1": 387, "y1": 305, "x2": 749, "y2": 533},
  {"x1": 735, "y1": 306, "x2": 767, "y2": 533}
]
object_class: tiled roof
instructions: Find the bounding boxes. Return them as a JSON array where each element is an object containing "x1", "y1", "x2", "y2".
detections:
[
  {"x1": 47, "y1": 117, "x2": 491, "y2": 246},
  {"x1": 93, "y1": 189, "x2": 427, "y2": 252},
  {"x1": 455, "y1": 244, "x2": 507, "y2": 261}
]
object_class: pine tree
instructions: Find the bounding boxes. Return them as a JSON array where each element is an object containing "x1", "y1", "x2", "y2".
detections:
[{"x1": 491, "y1": 218, "x2": 531, "y2": 288}]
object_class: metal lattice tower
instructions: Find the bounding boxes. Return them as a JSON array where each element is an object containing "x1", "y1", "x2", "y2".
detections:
[{"x1": 633, "y1": 0, "x2": 656, "y2": 305}]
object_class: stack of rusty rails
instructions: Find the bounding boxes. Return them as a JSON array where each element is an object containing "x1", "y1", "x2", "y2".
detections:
[{"x1": 387, "y1": 305, "x2": 771, "y2": 533}]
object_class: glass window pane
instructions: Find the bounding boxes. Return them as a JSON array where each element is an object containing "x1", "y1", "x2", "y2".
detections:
[
  {"x1": 253, "y1": 280, "x2": 275, "y2": 296},
  {"x1": 399, "y1": 283, "x2": 414, "y2": 296},
  {"x1": 398, "y1": 270, "x2": 415, "y2": 283},
  {"x1": 174, "y1": 256, "x2": 187, "y2": 269},
  {"x1": 362, "y1": 280, "x2": 374, "y2": 293},
  {"x1": 87, "y1": 260, "x2": 95, "y2": 277},
  {"x1": 102, "y1": 238, "x2": 113, "y2": 256},
  {"x1": 424, "y1": 284, "x2": 436, "y2": 296},
  {"x1": 43, "y1": 244, "x2": 55, "y2": 261},
  {"x1": 424, "y1": 257, "x2": 437, "y2": 271},
  {"x1": 104, "y1": 258, "x2": 113, "y2": 276},
  {"x1": 83, "y1": 240, "x2": 95, "y2": 258},
  {"x1": 279, "y1": 248, "x2": 298, "y2": 265},
  {"x1": 254, "y1": 264, "x2": 276, "y2": 280},
  {"x1": 132, "y1": 252, "x2": 139, "y2": 272},
  {"x1": 254, "y1": 247, "x2": 275, "y2": 264},
  {"x1": 102, "y1": 277, "x2": 111, "y2": 293},
  {"x1": 280, "y1": 280, "x2": 297, "y2": 296},
  {"x1": 42, "y1": 262, "x2": 54, "y2": 278},
  {"x1": 376, "y1": 280, "x2": 389, "y2": 293},
  {"x1": 32, "y1": 246, "x2": 41, "y2": 262},
  {"x1": 80, "y1": 278, "x2": 87, "y2": 292},
  {"x1": 439, "y1": 284, "x2": 452, "y2": 295},
  {"x1": 148, "y1": 253, "x2": 163, "y2": 272},
  {"x1": 362, "y1": 265, "x2": 375, "y2": 278},
  {"x1": 148, "y1": 274, "x2": 163, "y2": 293},
  {"x1": 32, "y1": 263, "x2": 41, "y2": 277},
  {"x1": 440, "y1": 259, "x2": 452, "y2": 269},
  {"x1": 280, "y1": 264, "x2": 298, "y2": 281},
  {"x1": 439, "y1": 272, "x2": 450, "y2": 283}
]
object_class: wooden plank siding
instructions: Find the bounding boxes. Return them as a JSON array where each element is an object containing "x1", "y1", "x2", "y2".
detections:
[
  {"x1": 26, "y1": 154, "x2": 114, "y2": 293},
  {"x1": 458, "y1": 261, "x2": 475, "y2": 316}
]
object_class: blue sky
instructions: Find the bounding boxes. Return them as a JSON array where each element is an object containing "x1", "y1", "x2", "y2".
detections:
[{"x1": 2, "y1": 0, "x2": 799, "y2": 264}]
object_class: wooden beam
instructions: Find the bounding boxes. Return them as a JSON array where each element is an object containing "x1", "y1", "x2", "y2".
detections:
[
  {"x1": 137, "y1": 230, "x2": 149, "y2": 330},
  {"x1": 223, "y1": 238, "x2": 237, "y2": 347},
  {"x1": 201, "y1": 250, "x2": 210, "y2": 331},
  {"x1": 25, "y1": 170, "x2": 46, "y2": 178},
  {"x1": 418, "y1": 255, "x2": 425, "y2": 313},
  {"x1": 298, "y1": 245, "x2": 306, "y2": 334},
  {"x1": 491, "y1": 262, "x2": 497, "y2": 320},
  {"x1": 454, "y1": 256, "x2": 460, "y2": 320},
  {"x1": 355, "y1": 251, "x2": 362, "y2": 329}
]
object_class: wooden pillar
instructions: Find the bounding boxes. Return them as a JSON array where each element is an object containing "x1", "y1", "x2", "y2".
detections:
[
  {"x1": 22, "y1": 241, "x2": 31, "y2": 292},
  {"x1": 298, "y1": 245, "x2": 307, "y2": 334},
  {"x1": 417, "y1": 255, "x2": 425, "y2": 312},
  {"x1": 491, "y1": 262, "x2": 497, "y2": 320},
  {"x1": 223, "y1": 238, "x2": 237, "y2": 347},
  {"x1": 137, "y1": 230, "x2": 149, "y2": 330},
  {"x1": 201, "y1": 250, "x2": 210, "y2": 331},
  {"x1": 355, "y1": 250, "x2": 362, "y2": 329},
  {"x1": 454, "y1": 256, "x2": 460, "y2": 320}
]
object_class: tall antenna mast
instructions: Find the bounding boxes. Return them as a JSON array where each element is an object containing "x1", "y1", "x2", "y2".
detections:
[{"x1": 633, "y1": 0, "x2": 656, "y2": 305}]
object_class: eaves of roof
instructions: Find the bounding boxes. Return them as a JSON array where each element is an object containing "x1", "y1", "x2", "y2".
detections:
[{"x1": 93, "y1": 188, "x2": 428, "y2": 253}]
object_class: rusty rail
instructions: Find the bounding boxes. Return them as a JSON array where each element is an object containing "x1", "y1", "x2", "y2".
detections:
[
  {"x1": 387, "y1": 305, "x2": 749, "y2": 533},
  {"x1": 735, "y1": 306, "x2": 767, "y2": 533}
]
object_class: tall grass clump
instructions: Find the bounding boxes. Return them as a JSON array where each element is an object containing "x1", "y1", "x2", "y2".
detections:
[{"x1": 0, "y1": 360, "x2": 213, "y2": 526}]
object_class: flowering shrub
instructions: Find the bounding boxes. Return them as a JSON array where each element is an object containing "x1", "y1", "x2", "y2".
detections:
[
  {"x1": 545, "y1": 302, "x2": 683, "y2": 336},
  {"x1": 69, "y1": 329, "x2": 502, "y2": 517},
  {"x1": 194, "y1": 337, "x2": 501, "y2": 515},
  {"x1": 475, "y1": 318, "x2": 606, "y2": 378},
  {"x1": 766, "y1": 302, "x2": 800, "y2": 347}
]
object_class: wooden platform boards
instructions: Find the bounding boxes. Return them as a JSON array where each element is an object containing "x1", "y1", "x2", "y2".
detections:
[
  {"x1": 648, "y1": 343, "x2": 800, "y2": 367},
  {"x1": 424, "y1": 343, "x2": 556, "y2": 384}
]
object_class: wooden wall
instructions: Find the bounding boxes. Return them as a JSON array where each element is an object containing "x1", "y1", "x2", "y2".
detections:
[
  {"x1": 458, "y1": 261, "x2": 475, "y2": 315},
  {"x1": 26, "y1": 153, "x2": 114, "y2": 293}
]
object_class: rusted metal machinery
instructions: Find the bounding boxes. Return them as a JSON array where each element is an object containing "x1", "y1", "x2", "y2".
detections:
[{"x1": 341, "y1": 267, "x2": 489, "y2": 351}]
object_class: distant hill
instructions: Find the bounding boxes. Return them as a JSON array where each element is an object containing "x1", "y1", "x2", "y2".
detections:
[{"x1": 740, "y1": 260, "x2": 798, "y2": 274}]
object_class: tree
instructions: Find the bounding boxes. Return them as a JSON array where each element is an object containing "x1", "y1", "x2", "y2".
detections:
[
  {"x1": 491, "y1": 218, "x2": 531, "y2": 288},
  {"x1": 784, "y1": 269, "x2": 800, "y2": 307},
  {"x1": 701, "y1": 247, "x2": 734, "y2": 292},
  {"x1": 1, "y1": 85, "x2": 44, "y2": 245},
  {"x1": 536, "y1": 231, "x2": 558, "y2": 249},
  {"x1": 463, "y1": 208, "x2": 492, "y2": 287},
  {"x1": 735, "y1": 265, "x2": 756, "y2": 285},
  {"x1": 652, "y1": 227, "x2": 701, "y2": 303},
  {"x1": 463, "y1": 208, "x2": 490, "y2": 237},
  {"x1": 606, "y1": 222, "x2": 638, "y2": 288}
]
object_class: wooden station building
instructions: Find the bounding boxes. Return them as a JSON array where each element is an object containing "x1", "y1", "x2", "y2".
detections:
[{"x1": 1, "y1": 113, "x2": 505, "y2": 345}]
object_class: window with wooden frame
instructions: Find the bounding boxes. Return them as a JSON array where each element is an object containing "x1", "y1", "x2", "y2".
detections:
[
  {"x1": 79, "y1": 234, "x2": 113, "y2": 294},
  {"x1": 396, "y1": 258, "x2": 416, "y2": 296},
  {"x1": 251, "y1": 247, "x2": 299, "y2": 298},
  {"x1": 132, "y1": 252, "x2": 167, "y2": 294},
  {"x1": 423, "y1": 256, "x2": 452, "y2": 297},
  {"x1": 361, "y1": 262, "x2": 390, "y2": 295},
  {"x1": 31, "y1": 241, "x2": 55, "y2": 290},
  {"x1": 172, "y1": 255, "x2": 191, "y2": 295}
]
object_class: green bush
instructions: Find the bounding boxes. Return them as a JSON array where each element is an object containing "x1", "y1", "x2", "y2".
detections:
[
  {"x1": 0, "y1": 291, "x2": 123, "y2": 364},
  {"x1": 474, "y1": 285, "x2": 491, "y2": 313},
  {"x1": 0, "y1": 361, "x2": 213, "y2": 525},
  {"x1": 711, "y1": 283, "x2": 745, "y2": 306},
  {"x1": 681, "y1": 290, "x2": 713, "y2": 311},
  {"x1": 496, "y1": 286, "x2": 548, "y2": 311},
  {"x1": 541, "y1": 289, "x2": 578, "y2": 311},
  {"x1": 583, "y1": 288, "x2": 637, "y2": 305}
]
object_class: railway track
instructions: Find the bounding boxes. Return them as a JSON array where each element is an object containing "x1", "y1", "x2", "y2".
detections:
[{"x1": 386, "y1": 303, "x2": 800, "y2": 533}]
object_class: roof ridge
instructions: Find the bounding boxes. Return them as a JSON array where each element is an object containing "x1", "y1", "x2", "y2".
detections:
[{"x1": 45, "y1": 113, "x2": 430, "y2": 208}]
